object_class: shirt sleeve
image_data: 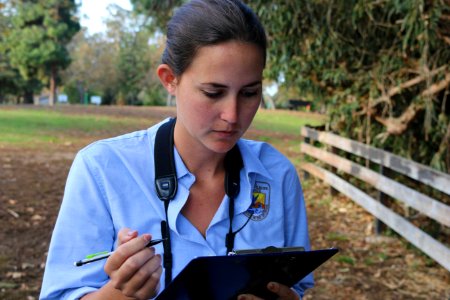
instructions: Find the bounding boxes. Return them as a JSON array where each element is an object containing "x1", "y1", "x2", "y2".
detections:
[
  {"x1": 40, "y1": 151, "x2": 115, "y2": 300},
  {"x1": 283, "y1": 164, "x2": 314, "y2": 297}
]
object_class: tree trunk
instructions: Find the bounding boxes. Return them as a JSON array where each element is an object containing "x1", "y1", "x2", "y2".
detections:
[
  {"x1": 49, "y1": 66, "x2": 57, "y2": 106},
  {"x1": 23, "y1": 90, "x2": 33, "y2": 104},
  {"x1": 77, "y1": 80, "x2": 85, "y2": 104}
]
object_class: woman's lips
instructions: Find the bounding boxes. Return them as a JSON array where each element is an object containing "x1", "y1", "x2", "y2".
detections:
[{"x1": 214, "y1": 130, "x2": 238, "y2": 138}]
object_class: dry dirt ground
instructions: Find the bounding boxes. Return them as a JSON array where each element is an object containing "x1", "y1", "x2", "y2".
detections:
[{"x1": 0, "y1": 106, "x2": 449, "y2": 299}]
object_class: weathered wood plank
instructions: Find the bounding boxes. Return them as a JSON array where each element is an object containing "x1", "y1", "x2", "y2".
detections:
[
  {"x1": 301, "y1": 127, "x2": 450, "y2": 196},
  {"x1": 300, "y1": 143, "x2": 450, "y2": 227},
  {"x1": 301, "y1": 163, "x2": 450, "y2": 272}
]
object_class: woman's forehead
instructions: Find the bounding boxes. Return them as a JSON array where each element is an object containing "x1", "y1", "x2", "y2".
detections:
[{"x1": 180, "y1": 41, "x2": 265, "y2": 84}]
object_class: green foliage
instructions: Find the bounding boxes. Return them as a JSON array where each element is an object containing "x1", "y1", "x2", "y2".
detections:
[
  {"x1": 62, "y1": 7, "x2": 166, "y2": 106},
  {"x1": 0, "y1": 1, "x2": 28, "y2": 102},
  {"x1": 128, "y1": 1, "x2": 450, "y2": 171},
  {"x1": 2, "y1": 0, "x2": 80, "y2": 103},
  {"x1": 335, "y1": 255, "x2": 355, "y2": 266},
  {"x1": 62, "y1": 80, "x2": 83, "y2": 104},
  {"x1": 130, "y1": 0, "x2": 184, "y2": 31},
  {"x1": 326, "y1": 232, "x2": 350, "y2": 242},
  {"x1": 250, "y1": 0, "x2": 450, "y2": 171},
  {"x1": 9, "y1": 0, "x2": 80, "y2": 75}
]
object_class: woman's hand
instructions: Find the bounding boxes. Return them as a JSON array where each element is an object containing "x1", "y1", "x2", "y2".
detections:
[
  {"x1": 237, "y1": 282, "x2": 300, "y2": 300},
  {"x1": 103, "y1": 228, "x2": 163, "y2": 300}
]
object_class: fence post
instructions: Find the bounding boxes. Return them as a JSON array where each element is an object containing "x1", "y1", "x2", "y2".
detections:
[
  {"x1": 303, "y1": 134, "x2": 310, "y2": 180},
  {"x1": 375, "y1": 165, "x2": 387, "y2": 234},
  {"x1": 329, "y1": 146, "x2": 338, "y2": 196}
]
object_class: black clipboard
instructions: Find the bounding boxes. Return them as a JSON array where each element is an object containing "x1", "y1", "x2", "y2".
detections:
[{"x1": 155, "y1": 247, "x2": 338, "y2": 300}]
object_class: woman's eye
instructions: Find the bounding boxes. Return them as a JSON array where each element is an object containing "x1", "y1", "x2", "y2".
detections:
[
  {"x1": 241, "y1": 90, "x2": 259, "y2": 98},
  {"x1": 202, "y1": 90, "x2": 223, "y2": 98}
]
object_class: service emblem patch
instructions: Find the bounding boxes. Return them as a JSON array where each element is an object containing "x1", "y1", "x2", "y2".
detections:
[{"x1": 245, "y1": 181, "x2": 270, "y2": 221}]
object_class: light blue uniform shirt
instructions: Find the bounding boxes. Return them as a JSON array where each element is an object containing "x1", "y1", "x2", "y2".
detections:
[{"x1": 40, "y1": 119, "x2": 314, "y2": 299}]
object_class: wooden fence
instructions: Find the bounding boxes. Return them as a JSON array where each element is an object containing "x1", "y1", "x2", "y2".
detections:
[{"x1": 300, "y1": 126, "x2": 450, "y2": 272}]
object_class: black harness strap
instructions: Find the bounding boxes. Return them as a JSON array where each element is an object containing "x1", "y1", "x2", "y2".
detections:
[
  {"x1": 154, "y1": 118, "x2": 177, "y2": 202},
  {"x1": 224, "y1": 144, "x2": 243, "y2": 254},
  {"x1": 154, "y1": 118, "x2": 177, "y2": 288},
  {"x1": 154, "y1": 118, "x2": 246, "y2": 286}
]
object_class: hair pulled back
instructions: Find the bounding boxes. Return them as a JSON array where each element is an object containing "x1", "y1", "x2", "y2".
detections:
[{"x1": 162, "y1": 0, "x2": 267, "y2": 76}]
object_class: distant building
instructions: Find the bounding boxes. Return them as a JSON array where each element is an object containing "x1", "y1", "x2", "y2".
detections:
[
  {"x1": 90, "y1": 96, "x2": 102, "y2": 105},
  {"x1": 58, "y1": 94, "x2": 68, "y2": 103},
  {"x1": 35, "y1": 93, "x2": 69, "y2": 105},
  {"x1": 288, "y1": 99, "x2": 311, "y2": 111}
]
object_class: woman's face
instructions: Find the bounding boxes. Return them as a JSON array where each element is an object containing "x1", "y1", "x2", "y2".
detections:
[{"x1": 172, "y1": 41, "x2": 265, "y2": 155}]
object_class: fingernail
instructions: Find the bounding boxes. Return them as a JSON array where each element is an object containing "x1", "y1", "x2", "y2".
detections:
[
  {"x1": 127, "y1": 230, "x2": 137, "y2": 236},
  {"x1": 142, "y1": 234, "x2": 151, "y2": 242},
  {"x1": 268, "y1": 282, "x2": 276, "y2": 290}
]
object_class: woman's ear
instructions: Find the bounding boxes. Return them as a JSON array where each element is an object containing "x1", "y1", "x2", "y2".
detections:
[{"x1": 157, "y1": 64, "x2": 177, "y2": 95}]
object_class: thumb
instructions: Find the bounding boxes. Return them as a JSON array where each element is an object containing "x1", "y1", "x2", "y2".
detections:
[
  {"x1": 267, "y1": 282, "x2": 300, "y2": 300},
  {"x1": 117, "y1": 228, "x2": 138, "y2": 246}
]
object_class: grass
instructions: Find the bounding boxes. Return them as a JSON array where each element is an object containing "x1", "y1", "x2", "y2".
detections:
[
  {"x1": 250, "y1": 109, "x2": 327, "y2": 156},
  {"x1": 335, "y1": 255, "x2": 356, "y2": 266},
  {"x1": 0, "y1": 106, "x2": 327, "y2": 147},
  {"x1": 252, "y1": 109, "x2": 326, "y2": 135},
  {"x1": 326, "y1": 232, "x2": 350, "y2": 242},
  {"x1": 0, "y1": 108, "x2": 144, "y2": 146}
]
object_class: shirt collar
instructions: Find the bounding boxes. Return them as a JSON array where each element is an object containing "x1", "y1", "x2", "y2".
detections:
[
  {"x1": 173, "y1": 146, "x2": 190, "y2": 180},
  {"x1": 237, "y1": 139, "x2": 273, "y2": 181}
]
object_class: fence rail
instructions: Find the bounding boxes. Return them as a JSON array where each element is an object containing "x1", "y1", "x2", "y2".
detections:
[{"x1": 300, "y1": 127, "x2": 450, "y2": 272}]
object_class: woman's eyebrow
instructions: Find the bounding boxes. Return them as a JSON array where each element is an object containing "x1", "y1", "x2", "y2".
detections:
[
  {"x1": 242, "y1": 81, "x2": 262, "y2": 88},
  {"x1": 200, "y1": 81, "x2": 262, "y2": 88},
  {"x1": 200, "y1": 82, "x2": 227, "y2": 88}
]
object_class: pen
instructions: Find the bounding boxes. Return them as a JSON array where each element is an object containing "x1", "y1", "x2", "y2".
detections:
[{"x1": 74, "y1": 238, "x2": 166, "y2": 267}]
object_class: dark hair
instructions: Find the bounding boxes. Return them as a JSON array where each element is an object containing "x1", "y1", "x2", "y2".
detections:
[{"x1": 162, "y1": 0, "x2": 267, "y2": 76}]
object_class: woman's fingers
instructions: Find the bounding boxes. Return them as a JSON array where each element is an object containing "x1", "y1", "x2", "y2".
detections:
[
  {"x1": 130, "y1": 260, "x2": 163, "y2": 299},
  {"x1": 104, "y1": 233, "x2": 163, "y2": 299},
  {"x1": 267, "y1": 282, "x2": 300, "y2": 300},
  {"x1": 105, "y1": 234, "x2": 152, "y2": 273},
  {"x1": 117, "y1": 227, "x2": 138, "y2": 246},
  {"x1": 237, "y1": 294, "x2": 263, "y2": 300},
  {"x1": 119, "y1": 251, "x2": 162, "y2": 299},
  {"x1": 237, "y1": 282, "x2": 300, "y2": 300},
  {"x1": 111, "y1": 244, "x2": 155, "y2": 288}
]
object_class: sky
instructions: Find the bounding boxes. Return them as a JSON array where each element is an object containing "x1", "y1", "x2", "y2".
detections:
[{"x1": 78, "y1": 0, "x2": 132, "y2": 35}]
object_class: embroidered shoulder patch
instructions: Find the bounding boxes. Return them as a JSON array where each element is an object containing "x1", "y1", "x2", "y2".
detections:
[{"x1": 245, "y1": 181, "x2": 270, "y2": 221}]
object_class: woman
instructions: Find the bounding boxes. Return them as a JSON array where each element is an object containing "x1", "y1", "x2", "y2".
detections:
[{"x1": 40, "y1": 0, "x2": 313, "y2": 299}]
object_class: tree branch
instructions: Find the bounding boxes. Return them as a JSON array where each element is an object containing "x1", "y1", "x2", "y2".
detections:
[
  {"x1": 372, "y1": 72, "x2": 449, "y2": 136},
  {"x1": 374, "y1": 103, "x2": 423, "y2": 135},
  {"x1": 421, "y1": 72, "x2": 450, "y2": 97},
  {"x1": 371, "y1": 66, "x2": 448, "y2": 107}
]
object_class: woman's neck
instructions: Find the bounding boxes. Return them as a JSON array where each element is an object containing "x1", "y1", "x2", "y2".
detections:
[{"x1": 174, "y1": 128, "x2": 226, "y2": 179}]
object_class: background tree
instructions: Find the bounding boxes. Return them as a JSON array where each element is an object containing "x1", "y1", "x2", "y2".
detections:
[
  {"x1": 62, "y1": 4, "x2": 166, "y2": 106},
  {"x1": 130, "y1": 0, "x2": 184, "y2": 31},
  {"x1": 0, "y1": 0, "x2": 38, "y2": 103},
  {"x1": 0, "y1": 1, "x2": 19, "y2": 102},
  {"x1": 131, "y1": 0, "x2": 449, "y2": 171},
  {"x1": 62, "y1": 30, "x2": 120, "y2": 104},
  {"x1": 5, "y1": 0, "x2": 79, "y2": 105},
  {"x1": 107, "y1": 6, "x2": 165, "y2": 105},
  {"x1": 250, "y1": 0, "x2": 450, "y2": 171}
]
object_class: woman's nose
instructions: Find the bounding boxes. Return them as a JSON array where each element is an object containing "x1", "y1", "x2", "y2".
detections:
[{"x1": 220, "y1": 97, "x2": 238, "y2": 124}]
